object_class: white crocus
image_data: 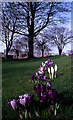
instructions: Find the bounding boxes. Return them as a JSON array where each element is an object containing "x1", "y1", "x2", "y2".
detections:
[
  {"x1": 54, "y1": 64, "x2": 57, "y2": 78},
  {"x1": 45, "y1": 61, "x2": 48, "y2": 64},
  {"x1": 11, "y1": 99, "x2": 17, "y2": 110},
  {"x1": 51, "y1": 67, "x2": 54, "y2": 79},
  {"x1": 48, "y1": 67, "x2": 51, "y2": 79},
  {"x1": 40, "y1": 67, "x2": 44, "y2": 72},
  {"x1": 42, "y1": 62, "x2": 45, "y2": 67},
  {"x1": 38, "y1": 71, "x2": 42, "y2": 74}
]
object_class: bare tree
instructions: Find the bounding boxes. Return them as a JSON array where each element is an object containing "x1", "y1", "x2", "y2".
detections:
[
  {"x1": 2, "y1": 3, "x2": 17, "y2": 59},
  {"x1": 2, "y1": 2, "x2": 71, "y2": 58},
  {"x1": 35, "y1": 34, "x2": 51, "y2": 57},
  {"x1": 47, "y1": 27, "x2": 73, "y2": 55},
  {"x1": 11, "y1": 36, "x2": 28, "y2": 59}
]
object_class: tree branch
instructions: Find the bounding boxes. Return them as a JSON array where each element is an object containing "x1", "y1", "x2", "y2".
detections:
[{"x1": 34, "y1": 3, "x2": 54, "y2": 36}]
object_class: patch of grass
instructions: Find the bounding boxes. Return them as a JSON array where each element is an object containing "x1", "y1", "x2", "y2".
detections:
[{"x1": 2, "y1": 56, "x2": 73, "y2": 120}]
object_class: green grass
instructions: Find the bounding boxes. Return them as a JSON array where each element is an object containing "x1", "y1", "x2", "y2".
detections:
[{"x1": 2, "y1": 56, "x2": 73, "y2": 120}]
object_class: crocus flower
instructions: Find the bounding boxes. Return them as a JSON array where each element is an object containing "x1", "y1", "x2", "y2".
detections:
[
  {"x1": 19, "y1": 95, "x2": 24, "y2": 99},
  {"x1": 43, "y1": 75, "x2": 47, "y2": 80},
  {"x1": 37, "y1": 75, "x2": 41, "y2": 80},
  {"x1": 46, "y1": 63, "x2": 49, "y2": 67},
  {"x1": 28, "y1": 94, "x2": 34, "y2": 104},
  {"x1": 34, "y1": 84, "x2": 41, "y2": 96},
  {"x1": 8, "y1": 99, "x2": 17, "y2": 110},
  {"x1": 40, "y1": 84, "x2": 46, "y2": 92},
  {"x1": 48, "y1": 67, "x2": 51, "y2": 79},
  {"x1": 54, "y1": 64, "x2": 57, "y2": 78},
  {"x1": 48, "y1": 67, "x2": 50, "y2": 74},
  {"x1": 51, "y1": 67, "x2": 54, "y2": 79},
  {"x1": 48, "y1": 89, "x2": 58, "y2": 102},
  {"x1": 41, "y1": 72, "x2": 44, "y2": 77},
  {"x1": 31, "y1": 74, "x2": 35, "y2": 80},
  {"x1": 54, "y1": 64, "x2": 57, "y2": 72},
  {"x1": 39, "y1": 67, "x2": 45, "y2": 72},
  {"x1": 49, "y1": 62, "x2": 53, "y2": 66},
  {"x1": 36, "y1": 71, "x2": 39, "y2": 76},
  {"x1": 45, "y1": 67, "x2": 47, "y2": 71},
  {"x1": 47, "y1": 81, "x2": 51, "y2": 88},
  {"x1": 19, "y1": 97, "x2": 28, "y2": 106},
  {"x1": 41, "y1": 92, "x2": 47, "y2": 102},
  {"x1": 42, "y1": 62, "x2": 46, "y2": 67},
  {"x1": 24, "y1": 94, "x2": 30, "y2": 98},
  {"x1": 38, "y1": 71, "x2": 42, "y2": 74}
]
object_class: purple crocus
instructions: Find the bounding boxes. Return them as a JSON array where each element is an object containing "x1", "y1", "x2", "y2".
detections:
[
  {"x1": 31, "y1": 74, "x2": 35, "y2": 80},
  {"x1": 41, "y1": 92, "x2": 47, "y2": 102},
  {"x1": 34, "y1": 84, "x2": 41, "y2": 96},
  {"x1": 47, "y1": 59, "x2": 51, "y2": 62},
  {"x1": 37, "y1": 75, "x2": 41, "y2": 80},
  {"x1": 49, "y1": 62, "x2": 53, "y2": 66},
  {"x1": 47, "y1": 81, "x2": 51, "y2": 88},
  {"x1": 41, "y1": 72, "x2": 45, "y2": 77},
  {"x1": 45, "y1": 67, "x2": 47, "y2": 71},
  {"x1": 39, "y1": 67, "x2": 45, "y2": 72},
  {"x1": 42, "y1": 61, "x2": 45, "y2": 66},
  {"x1": 8, "y1": 99, "x2": 17, "y2": 110},
  {"x1": 28, "y1": 94, "x2": 34, "y2": 104},
  {"x1": 36, "y1": 71, "x2": 39, "y2": 76},
  {"x1": 40, "y1": 84, "x2": 46, "y2": 92},
  {"x1": 48, "y1": 89, "x2": 58, "y2": 102},
  {"x1": 43, "y1": 75, "x2": 47, "y2": 80},
  {"x1": 19, "y1": 97, "x2": 28, "y2": 106}
]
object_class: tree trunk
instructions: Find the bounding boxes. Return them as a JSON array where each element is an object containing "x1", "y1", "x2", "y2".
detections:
[
  {"x1": 59, "y1": 49, "x2": 62, "y2": 56},
  {"x1": 28, "y1": 36, "x2": 34, "y2": 58},
  {"x1": 6, "y1": 50, "x2": 8, "y2": 59},
  {"x1": 42, "y1": 49, "x2": 44, "y2": 57},
  {"x1": 5, "y1": 48, "x2": 9, "y2": 59}
]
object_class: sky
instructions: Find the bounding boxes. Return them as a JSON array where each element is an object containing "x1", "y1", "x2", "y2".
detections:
[{"x1": 0, "y1": 2, "x2": 72, "y2": 54}]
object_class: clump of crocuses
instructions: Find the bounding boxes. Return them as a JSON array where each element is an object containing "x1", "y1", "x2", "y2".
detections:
[
  {"x1": 8, "y1": 93, "x2": 34, "y2": 119},
  {"x1": 34, "y1": 81, "x2": 58, "y2": 103},
  {"x1": 8, "y1": 59, "x2": 59, "y2": 119},
  {"x1": 30, "y1": 59, "x2": 59, "y2": 116},
  {"x1": 8, "y1": 93, "x2": 34, "y2": 109},
  {"x1": 31, "y1": 59, "x2": 58, "y2": 83}
]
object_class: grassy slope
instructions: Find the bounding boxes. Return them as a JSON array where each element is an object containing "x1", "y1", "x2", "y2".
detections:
[{"x1": 2, "y1": 56, "x2": 73, "y2": 120}]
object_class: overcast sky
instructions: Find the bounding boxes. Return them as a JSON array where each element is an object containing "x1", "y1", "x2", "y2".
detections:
[{"x1": 0, "y1": 1, "x2": 72, "y2": 54}]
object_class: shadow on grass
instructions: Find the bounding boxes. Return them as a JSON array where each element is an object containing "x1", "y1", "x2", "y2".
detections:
[{"x1": 58, "y1": 91, "x2": 73, "y2": 107}]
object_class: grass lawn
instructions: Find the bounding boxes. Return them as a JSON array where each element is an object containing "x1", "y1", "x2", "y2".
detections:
[{"x1": 2, "y1": 56, "x2": 73, "y2": 120}]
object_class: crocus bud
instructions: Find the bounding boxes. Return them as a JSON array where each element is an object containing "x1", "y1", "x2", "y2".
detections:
[
  {"x1": 47, "y1": 81, "x2": 51, "y2": 88},
  {"x1": 48, "y1": 67, "x2": 50, "y2": 74},
  {"x1": 40, "y1": 84, "x2": 46, "y2": 92},
  {"x1": 43, "y1": 75, "x2": 47, "y2": 80},
  {"x1": 48, "y1": 67, "x2": 51, "y2": 79},
  {"x1": 42, "y1": 61, "x2": 46, "y2": 67},
  {"x1": 54, "y1": 64, "x2": 57, "y2": 72},
  {"x1": 36, "y1": 71, "x2": 39, "y2": 76},
  {"x1": 54, "y1": 64, "x2": 57, "y2": 78},
  {"x1": 37, "y1": 75, "x2": 41, "y2": 80},
  {"x1": 41, "y1": 72, "x2": 44, "y2": 77},
  {"x1": 31, "y1": 74, "x2": 35, "y2": 80},
  {"x1": 51, "y1": 67, "x2": 54, "y2": 79},
  {"x1": 28, "y1": 94, "x2": 34, "y2": 104},
  {"x1": 49, "y1": 62, "x2": 53, "y2": 66}
]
